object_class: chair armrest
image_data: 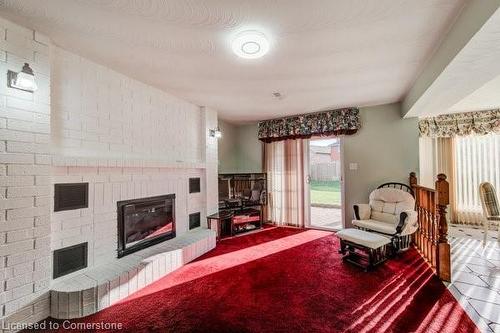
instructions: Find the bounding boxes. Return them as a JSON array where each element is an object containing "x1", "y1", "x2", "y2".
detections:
[
  {"x1": 353, "y1": 204, "x2": 371, "y2": 220},
  {"x1": 397, "y1": 210, "x2": 418, "y2": 235}
]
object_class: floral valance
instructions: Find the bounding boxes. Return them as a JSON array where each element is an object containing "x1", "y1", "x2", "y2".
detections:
[
  {"x1": 258, "y1": 108, "x2": 360, "y2": 142},
  {"x1": 419, "y1": 109, "x2": 500, "y2": 138}
]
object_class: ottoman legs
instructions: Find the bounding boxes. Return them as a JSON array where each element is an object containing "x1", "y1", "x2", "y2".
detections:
[
  {"x1": 339, "y1": 240, "x2": 347, "y2": 255},
  {"x1": 338, "y1": 239, "x2": 388, "y2": 271}
]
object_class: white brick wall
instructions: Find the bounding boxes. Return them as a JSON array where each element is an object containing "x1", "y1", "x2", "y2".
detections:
[
  {"x1": 0, "y1": 17, "x2": 52, "y2": 323},
  {"x1": 51, "y1": 47, "x2": 203, "y2": 164},
  {"x1": 0, "y1": 16, "x2": 219, "y2": 327}
]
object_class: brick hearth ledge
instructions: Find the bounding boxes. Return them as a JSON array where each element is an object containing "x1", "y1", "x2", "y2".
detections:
[{"x1": 50, "y1": 229, "x2": 215, "y2": 319}]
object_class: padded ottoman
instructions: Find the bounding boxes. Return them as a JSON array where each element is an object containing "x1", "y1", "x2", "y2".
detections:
[{"x1": 337, "y1": 228, "x2": 391, "y2": 271}]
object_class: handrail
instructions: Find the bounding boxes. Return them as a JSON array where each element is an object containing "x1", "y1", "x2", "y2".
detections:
[{"x1": 413, "y1": 185, "x2": 436, "y2": 193}]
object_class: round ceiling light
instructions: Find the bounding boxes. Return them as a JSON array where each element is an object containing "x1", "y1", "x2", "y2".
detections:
[{"x1": 232, "y1": 30, "x2": 270, "y2": 59}]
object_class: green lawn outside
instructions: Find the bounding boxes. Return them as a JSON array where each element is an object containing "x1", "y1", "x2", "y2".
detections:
[{"x1": 310, "y1": 180, "x2": 341, "y2": 205}]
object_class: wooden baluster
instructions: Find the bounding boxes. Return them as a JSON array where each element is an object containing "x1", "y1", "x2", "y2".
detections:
[
  {"x1": 431, "y1": 193, "x2": 436, "y2": 266},
  {"x1": 409, "y1": 172, "x2": 418, "y2": 246},
  {"x1": 432, "y1": 215, "x2": 439, "y2": 270},
  {"x1": 426, "y1": 192, "x2": 433, "y2": 265},
  {"x1": 408, "y1": 172, "x2": 420, "y2": 245},
  {"x1": 424, "y1": 193, "x2": 430, "y2": 261},
  {"x1": 419, "y1": 188, "x2": 424, "y2": 255},
  {"x1": 430, "y1": 192, "x2": 437, "y2": 269},
  {"x1": 420, "y1": 205, "x2": 424, "y2": 250},
  {"x1": 436, "y1": 174, "x2": 451, "y2": 282},
  {"x1": 423, "y1": 196, "x2": 428, "y2": 261},
  {"x1": 416, "y1": 203, "x2": 421, "y2": 248},
  {"x1": 430, "y1": 192, "x2": 434, "y2": 266},
  {"x1": 417, "y1": 189, "x2": 422, "y2": 253},
  {"x1": 429, "y1": 195, "x2": 434, "y2": 263},
  {"x1": 419, "y1": 191, "x2": 424, "y2": 252},
  {"x1": 419, "y1": 200, "x2": 423, "y2": 251}
]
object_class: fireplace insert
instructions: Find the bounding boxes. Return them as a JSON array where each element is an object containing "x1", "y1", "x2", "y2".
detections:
[{"x1": 117, "y1": 194, "x2": 175, "y2": 258}]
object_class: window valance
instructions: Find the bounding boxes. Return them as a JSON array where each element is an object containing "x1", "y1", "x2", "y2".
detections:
[
  {"x1": 258, "y1": 108, "x2": 360, "y2": 142},
  {"x1": 419, "y1": 109, "x2": 500, "y2": 138}
]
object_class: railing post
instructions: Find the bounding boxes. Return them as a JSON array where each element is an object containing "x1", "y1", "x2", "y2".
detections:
[
  {"x1": 409, "y1": 172, "x2": 417, "y2": 190},
  {"x1": 409, "y1": 172, "x2": 418, "y2": 245},
  {"x1": 436, "y1": 173, "x2": 451, "y2": 282}
]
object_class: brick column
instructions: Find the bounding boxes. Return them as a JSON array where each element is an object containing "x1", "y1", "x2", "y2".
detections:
[
  {"x1": 0, "y1": 17, "x2": 52, "y2": 324},
  {"x1": 201, "y1": 107, "x2": 219, "y2": 223}
]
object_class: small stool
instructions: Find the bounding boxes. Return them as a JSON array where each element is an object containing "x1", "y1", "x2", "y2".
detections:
[{"x1": 336, "y1": 228, "x2": 391, "y2": 271}]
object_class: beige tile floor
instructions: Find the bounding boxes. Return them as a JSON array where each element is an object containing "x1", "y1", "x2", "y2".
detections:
[{"x1": 448, "y1": 224, "x2": 500, "y2": 333}]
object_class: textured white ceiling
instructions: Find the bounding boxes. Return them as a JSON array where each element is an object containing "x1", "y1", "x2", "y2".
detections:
[{"x1": 0, "y1": 0, "x2": 466, "y2": 122}]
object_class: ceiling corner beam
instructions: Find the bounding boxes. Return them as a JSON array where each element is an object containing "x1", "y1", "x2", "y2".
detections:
[{"x1": 401, "y1": 0, "x2": 500, "y2": 118}]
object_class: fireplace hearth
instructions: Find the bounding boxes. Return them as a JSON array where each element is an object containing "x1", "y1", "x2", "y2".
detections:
[{"x1": 117, "y1": 194, "x2": 176, "y2": 258}]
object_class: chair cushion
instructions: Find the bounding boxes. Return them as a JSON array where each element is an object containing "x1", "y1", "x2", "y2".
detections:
[
  {"x1": 337, "y1": 228, "x2": 391, "y2": 249},
  {"x1": 352, "y1": 219, "x2": 396, "y2": 235},
  {"x1": 371, "y1": 211, "x2": 398, "y2": 224},
  {"x1": 479, "y1": 182, "x2": 500, "y2": 217},
  {"x1": 369, "y1": 188, "x2": 414, "y2": 214}
]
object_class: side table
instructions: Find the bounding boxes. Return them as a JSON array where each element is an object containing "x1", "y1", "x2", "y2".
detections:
[{"x1": 207, "y1": 211, "x2": 234, "y2": 241}]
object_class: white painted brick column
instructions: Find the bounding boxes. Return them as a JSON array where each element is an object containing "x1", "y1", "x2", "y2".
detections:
[
  {"x1": 201, "y1": 107, "x2": 219, "y2": 220},
  {"x1": 0, "y1": 17, "x2": 52, "y2": 325}
]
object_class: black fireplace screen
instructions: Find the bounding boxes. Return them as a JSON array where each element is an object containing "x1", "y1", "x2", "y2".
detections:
[{"x1": 117, "y1": 194, "x2": 175, "y2": 257}]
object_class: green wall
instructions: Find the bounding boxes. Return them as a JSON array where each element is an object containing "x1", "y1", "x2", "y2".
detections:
[
  {"x1": 343, "y1": 103, "x2": 419, "y2": 225},
  {"x1": 218, "y1": 120, "x2": 239, "y2": 172},
  {"x1": 218, "y1": 103, "x2": 419, "y2": 227},
  {"x1": 218, "y1": 120, "x2": 263, "y2": 174}
]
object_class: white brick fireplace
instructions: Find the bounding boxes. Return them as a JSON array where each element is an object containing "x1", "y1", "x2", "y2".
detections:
[{"x1": 0, "y1": 17, "x2": 218, "y2": 326}]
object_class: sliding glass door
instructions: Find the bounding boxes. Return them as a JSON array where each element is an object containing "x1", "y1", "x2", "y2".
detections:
[{"x1": 306, "y1": 137, "x2": 344, "y2": 230}]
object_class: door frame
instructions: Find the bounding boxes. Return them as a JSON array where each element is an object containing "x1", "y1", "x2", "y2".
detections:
[{"x1": 304, "y1": 136, "x2": 345, "y2": 231}]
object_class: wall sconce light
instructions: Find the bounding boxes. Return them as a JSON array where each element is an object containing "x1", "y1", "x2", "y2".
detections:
[
  {"x1": 209, "y1": 127, "x2": 222, "y2": 138},
  {"x1": 7, "y1": 63, "x2": 38, "y2": 92}
]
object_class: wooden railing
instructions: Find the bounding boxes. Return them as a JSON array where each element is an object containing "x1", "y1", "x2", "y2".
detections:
[{"x1": 409, "y1": 172, "x2": 451, "y2": 282}]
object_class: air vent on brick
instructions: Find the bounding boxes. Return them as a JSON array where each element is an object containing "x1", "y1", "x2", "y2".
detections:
[
  {"x1": 189, "y1": 212, "x2": 201, "y2": 230},
  {"x1": 53, "y1": 242, "x2": 88, "y2": 279},
  {"x1": 54, "y1": 183, "x2": 89, "y2": 212},
  {"x1": 189, "y1": 178, "x2": 201, "y2": 193}
]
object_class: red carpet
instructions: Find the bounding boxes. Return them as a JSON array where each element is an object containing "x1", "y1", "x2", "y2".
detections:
[{"x1": 52, "y1": 227, "x2": 478, "y2": 333}]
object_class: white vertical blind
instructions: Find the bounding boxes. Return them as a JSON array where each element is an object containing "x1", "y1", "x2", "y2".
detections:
[{"x1": 454, "y1": 133, "x2": 500, "y2": 225}]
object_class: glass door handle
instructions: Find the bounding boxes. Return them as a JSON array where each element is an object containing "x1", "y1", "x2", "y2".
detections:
[{"x1": 306, "y1": 175, "x2": 311, "y2": 184}]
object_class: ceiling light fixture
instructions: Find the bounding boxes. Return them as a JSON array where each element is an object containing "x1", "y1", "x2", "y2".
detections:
[
  {"x1": 232, "y1": 30, "x2": 270, "y2": 59},
  {"x1": 7, "y1": 63, "x2": 38, "y2": 92}
]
